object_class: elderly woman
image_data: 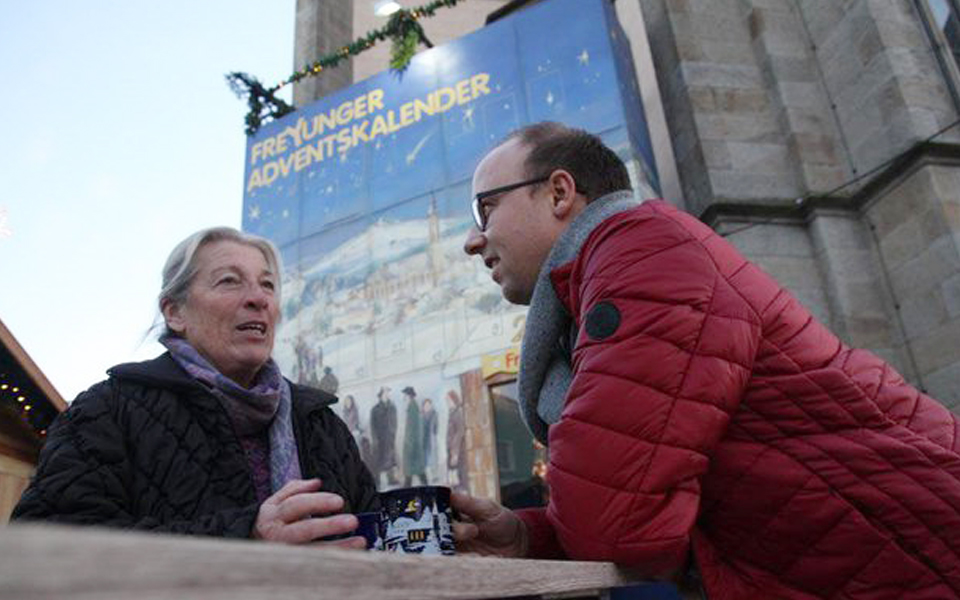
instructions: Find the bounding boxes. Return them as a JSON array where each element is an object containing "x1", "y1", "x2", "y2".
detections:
[{"x1": 13, "y1": 227, "x2": 377, "y2": 545}]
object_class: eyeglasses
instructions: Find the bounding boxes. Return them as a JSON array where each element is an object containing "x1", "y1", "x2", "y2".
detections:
[{"x1": 471, "y1": 176, "x2": 550, "y2": 232}]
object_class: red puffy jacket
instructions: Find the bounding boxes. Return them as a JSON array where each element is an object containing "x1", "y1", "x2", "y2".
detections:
[{"x1": 518, "y1": 200, "x2": 960, "y2": 599}]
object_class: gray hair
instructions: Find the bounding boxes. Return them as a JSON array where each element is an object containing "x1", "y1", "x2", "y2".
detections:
[{"x1": 158, "y1": 227, "x2": 283, "y2": 336}]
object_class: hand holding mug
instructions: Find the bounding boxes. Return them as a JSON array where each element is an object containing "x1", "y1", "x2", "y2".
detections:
[
  {"x1": 451, "y1": 491, "x2": 528, "y2": 558},
  {"x1": 253, "y1": 478, "x2": 365, "y2": 548}
]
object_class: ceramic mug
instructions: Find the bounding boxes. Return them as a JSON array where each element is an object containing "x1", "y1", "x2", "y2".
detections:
[
  {"x1": 353, "y1": 511, "x2": 384, "y2": 550},
  {"x1": 378, "y1": 485, "x2": 455, "y2": 555}
]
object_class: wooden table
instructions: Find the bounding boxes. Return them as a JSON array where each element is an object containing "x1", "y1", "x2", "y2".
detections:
[{"x1": 0, "y1": 524, "x2": 645, "y2": 599}]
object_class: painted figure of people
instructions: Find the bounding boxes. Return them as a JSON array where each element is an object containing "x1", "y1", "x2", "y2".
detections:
[
  {"x1": 342, "y1": 394, "x2": 361, "y2": 439},
  {"x1": 402, "y1": 386, "x2": 426, "y2": 487},
  {"x1": 319, "y1": 366, "x2": 339, "y2": 395},
  {"x1": 294, "y1": 337, "x2": 311, "y2": 385},
  {"x1": 445, "y1": 389, "x2": 468, "y2": 492},
  {"x1": 421, "y1": 397, "x2": 438, "y2": 483},
  {"x1": 370, "y1": 386, "x2": 398, "y2": 488}
]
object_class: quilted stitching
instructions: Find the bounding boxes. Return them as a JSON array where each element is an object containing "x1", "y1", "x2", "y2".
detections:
[
  {"x1": 538, "y1": 201, "x2": 960, "y2": 599},
  {"x1": 13, "y1": 354, "x2": 378, "y2": 536}
]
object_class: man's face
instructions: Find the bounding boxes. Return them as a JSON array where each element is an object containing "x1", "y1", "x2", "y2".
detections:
[{"x1": 463, "y1": 139, "x2": 562, "y2": 305}]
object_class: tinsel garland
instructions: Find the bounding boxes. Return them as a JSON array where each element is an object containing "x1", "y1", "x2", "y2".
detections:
[{"x1": 228, "y1": 0, "x2": 462, "y2": 135}]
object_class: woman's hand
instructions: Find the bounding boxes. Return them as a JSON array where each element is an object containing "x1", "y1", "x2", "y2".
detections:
[
  {"x1": 253, "y1": 479, "x2": 365, "y2": 548},
  {"x1": 451, "y1": 491, "x2": 528, "y2": 558}
]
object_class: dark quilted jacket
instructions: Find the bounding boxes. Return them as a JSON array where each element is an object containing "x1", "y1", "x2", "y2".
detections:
[
  {"x1": 518, "y1": 201, "x2": 960, "y2": 599},
  {"x1": 12, "y1": 353, "x2": 378, "y2": 537}
]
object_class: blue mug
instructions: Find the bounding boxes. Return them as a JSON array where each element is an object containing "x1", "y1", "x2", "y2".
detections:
[{"x1": 353, "y1": 511, "x2": 384, "y2": 550}]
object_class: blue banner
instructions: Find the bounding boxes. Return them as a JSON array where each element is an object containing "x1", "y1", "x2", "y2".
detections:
[{"x1": 241, "y1": 0, "x2": 657, "y2": 490}]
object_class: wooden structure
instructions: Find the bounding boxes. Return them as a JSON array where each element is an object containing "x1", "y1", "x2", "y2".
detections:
[
  {"x1": 0, "y1": 524, "x2": 646, "y2": 599},
  {"x1": 0, "y1": 318, "x2": 66, "y2": 522}
]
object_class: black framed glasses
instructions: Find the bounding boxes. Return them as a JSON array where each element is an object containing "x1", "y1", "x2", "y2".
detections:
[{"x1": 471, "y1": 175, "x2": 550, "y2": 232}]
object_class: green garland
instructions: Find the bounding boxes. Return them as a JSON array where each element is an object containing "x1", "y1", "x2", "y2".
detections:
[{"x1": 228, "y1": 0, "x2": 463, "y2": 135}]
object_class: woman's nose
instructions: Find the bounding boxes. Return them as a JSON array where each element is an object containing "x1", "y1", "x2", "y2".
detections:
[
  {"x1": 463, "y1": 227, "x2": 486, "y2": 255},
  {"x1": 245, "y1": 284, "x2": 271, "y2": 308}
]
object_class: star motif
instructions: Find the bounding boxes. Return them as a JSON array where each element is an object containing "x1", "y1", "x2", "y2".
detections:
[
  {"x1": 326, "y1": 185, "x2": 334, "y2": 194},
  {"x1": 463, "y1": 106, "x2": 475, "y2": 125},
  {"x1": 546, "y1": 91, "x2": 555, "y2": 105},
  {"x1": 282, "y1": 209, "x2": 290, "y2": 219},
  {"x1": 578, "y1": 49, "x2": 590, "y2": 65},
  {"x1": 249, "y1": 205, "x2": 261, "y2": 220}
]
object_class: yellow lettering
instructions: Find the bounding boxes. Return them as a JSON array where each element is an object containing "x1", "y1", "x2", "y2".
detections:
[
  {"x1": 399, "y1": 102, "x2": 415, "y2": 127},
  {"x1": 370, "y1": 114, "x2": 389, "y2": 137},
  {"x1": 321, "y1": 133, "x2": 337, "y2": 156},
  {"x1": 307, "y1": 139, "x2": 325, "y2": 163},
  {"x1": 337, "y1": 128, "x2": 352, "y2": 154},
  {"x1": 283, "y1": 120, "x2": 305, "y2": 147},
  {"x1": 352, "y1": 120, "x2": 370, "y2": 145},
  {"x1": 434, "y1": 87, "x2": 456, "y2": 112},
  {"x1": 300, "y1": 117, "x2": 317, "y2": 141},
  {"x1": 335, "y1": 101, "x2": 353, "y2": 124},
  {"x1": 368, "y1": 89, "x2": 385, "y2": 113},
  {"x1": 354, "y1": 94, "x2": 368, "y2": 119},
  {"x1": 276, "y1": 134, "x2": 288, "y2": 155},
  {"x1": 251, "y1": 141, "x2": 266, "y2": 165},
  {"x1": 413, "y1": 98, "x2": 434, "y2": 121},
  {"x1": 293, "y1": 145, "x2": 311, "y2": 171},
  {"x1": 246, "y1": 168, "x2": 263, "y2": 192},
  {"x1": 261, "y1": 138, "x2": 277, "y2": 160},
  {"x1": 455, "y1": 79, "x2": 471, "y2": 105},
  {"x1": 262, "y1": 162, "x2": 280, "y2": 187},
  {"x1": 386, "y1": 109, "x2": 401, "y2": 133},
  {"x1": 315, "y1": 112, "x2": 337, "y2": 136},
  {"x1": 277, "y1": 154, "x2": 296, "y2": 177},
  {"x1": 471, "y1": 73, "x2": 491, "y2": 99}
]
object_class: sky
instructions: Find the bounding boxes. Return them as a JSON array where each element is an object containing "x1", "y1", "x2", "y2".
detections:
[{"x1": 0, "y1": 2, "x2": 303, "y2": 402}]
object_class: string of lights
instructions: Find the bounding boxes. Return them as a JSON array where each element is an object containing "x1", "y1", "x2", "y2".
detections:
[{"x1": 0, "y1": 373, "x2": 55, "y2": 438}]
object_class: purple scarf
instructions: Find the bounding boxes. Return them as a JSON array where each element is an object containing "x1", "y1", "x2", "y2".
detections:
[{"x1": 161, "y1": 335, "x2": 302, "y2": 493}]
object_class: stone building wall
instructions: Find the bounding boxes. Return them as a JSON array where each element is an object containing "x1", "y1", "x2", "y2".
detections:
[{"x1": 638, "y1": 0, "x2": 960, "y2": 410}]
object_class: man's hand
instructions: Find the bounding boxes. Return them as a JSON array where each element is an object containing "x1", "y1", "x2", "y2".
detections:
[
  {"x1": 253, "y1": 479, "x2": 365, "y2": 549},
  {"x1": 451, "y1": 491, "x2": 528, "y2": 558}
]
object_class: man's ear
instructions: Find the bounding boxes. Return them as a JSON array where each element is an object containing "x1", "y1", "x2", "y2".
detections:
[
  {"x1": 161, "y1": 298, "x2": 186, "y2": 335},
  {"x1": 548, "y1": 169, "x2": 583, "y2": 221}
]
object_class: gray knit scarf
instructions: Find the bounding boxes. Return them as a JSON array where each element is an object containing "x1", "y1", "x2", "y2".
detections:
[
  {"x1": 517, "y1": 191, "x2": 640, "y2": 445},
  {"x1": 161, "y1": 335, "x2": 302, "y2": 493}
]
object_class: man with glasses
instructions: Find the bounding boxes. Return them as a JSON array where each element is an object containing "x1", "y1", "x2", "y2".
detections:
[{"x1": 454, "y1": 121, "x2": 960, "y2": 599}]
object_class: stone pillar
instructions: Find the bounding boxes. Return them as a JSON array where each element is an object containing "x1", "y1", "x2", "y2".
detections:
[
  {"x1": 864, "y1": 159, "x2": 960, "y2": 409},
  {"x1": 294, "y1": 0, "x2": 354, "y2": 107}
]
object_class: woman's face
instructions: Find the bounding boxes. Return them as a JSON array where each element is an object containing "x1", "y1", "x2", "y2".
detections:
[{"x1": 164, "y1": 240, "x2": 280, "y2": 387}]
